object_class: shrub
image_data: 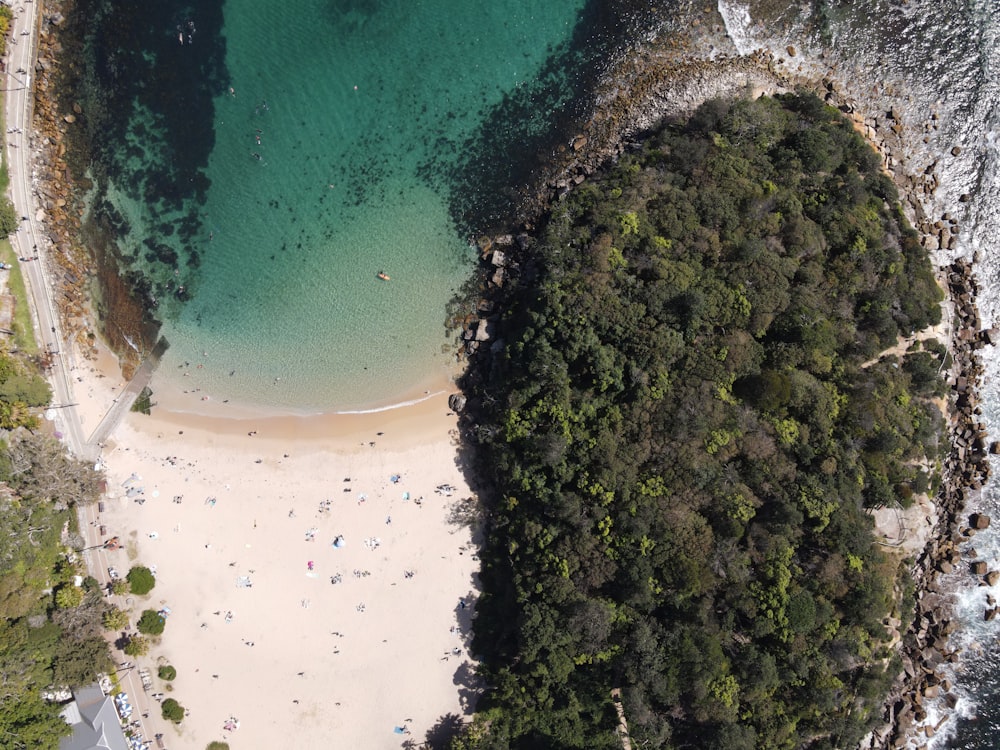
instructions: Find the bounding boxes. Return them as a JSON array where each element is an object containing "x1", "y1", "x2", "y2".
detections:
[
  {"x1": 206, "y1": 743, "x2": 230, "y2": 750},
  {"x1": 127, "y1": 566, "x2": 155, "y2": 595},
  {"x1": 102, "y1": 606, "x2": 129, "y2": 631},
  {"x1": 158, "y1": 665, "x2": 176, "y2": 681},
  {"x1": 137, "y1": 609, "x2": 165, "y2": 636},
  {"x1": 161, "y1": 698, "x2": 185, "y2": 723},
  {"x1": 122, "y1": 635, "x2": 149, "y2": 657},
  {"x1": 0, "y1": 198, "x2": 17, "y2": 237},
  {"x1": 111, "y1": 579, "x2": 128, "y2": 596}
]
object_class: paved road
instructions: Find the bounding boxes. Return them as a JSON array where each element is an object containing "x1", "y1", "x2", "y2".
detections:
[{"x1": 3, "y1": 0, "x2": 90, "y2": 460}]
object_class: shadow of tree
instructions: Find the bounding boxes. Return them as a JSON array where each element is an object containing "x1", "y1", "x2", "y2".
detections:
[
  {"x1": 451, "y1": 658, "x2": 483, "y2": 713},
  {"x1": 423, "y1": 712, "x2": 466, "y2": 749}
]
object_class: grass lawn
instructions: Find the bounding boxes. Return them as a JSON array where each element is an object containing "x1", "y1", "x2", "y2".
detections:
[{"x1": 0, "y1": 239, "x2": 38, "y2": 354}]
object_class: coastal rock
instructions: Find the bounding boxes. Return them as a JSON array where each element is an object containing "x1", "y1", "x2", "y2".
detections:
[
  {"x1": 971, "y1": 561, "x2": 988, "y2": 575},
  {"x1": 985, "y1": 571, "x2": 1000, "y2": 587},
  {"x1": 970, "y1": 512, "x2": 991, "y2": 529},
  {"x1": 448, "y1": 393, "x2": 467, "y2": 413},
  {"x1": 474, "y1": 318, "x2": 495, "y2": 343}
]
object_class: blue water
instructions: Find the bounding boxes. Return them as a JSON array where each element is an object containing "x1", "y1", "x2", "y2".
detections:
[{"x1": 73, "y1": 0, "x2": 649, "y2": 411}]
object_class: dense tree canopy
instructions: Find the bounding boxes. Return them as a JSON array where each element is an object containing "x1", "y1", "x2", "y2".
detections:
[
  {"x1": 460, "y1": 94, "x2": 945, "y2": 749},
  {"x1": 0, "y1": 432, "x2": 111, "y2": 748}
]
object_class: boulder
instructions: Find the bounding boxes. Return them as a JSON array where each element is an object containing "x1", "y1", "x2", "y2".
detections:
[
  {"x1": 448, "y1": 393, "x2": 467, "y2": 413},
  {"x1": 474, "y1": 318, "x2": 495, "y2": 343},
  {"x1": 971, "y1": 561, "x2": 988, "y2": 575},
  {"x1": 986, "y1": 570, "x2": 1000, "y2": 587},
  {"x1": 970, "y1": 512, "x2": 991, "y2": 529}
]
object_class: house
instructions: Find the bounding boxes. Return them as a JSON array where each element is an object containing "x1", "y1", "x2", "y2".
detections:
[{"x1": 59, "y1": 683, "x2": 130, "y2": 750}]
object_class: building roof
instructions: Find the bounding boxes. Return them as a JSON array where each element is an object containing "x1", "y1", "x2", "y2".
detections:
[{"x1": 59, "y1": 684, "x2": 131, "y2": 750}]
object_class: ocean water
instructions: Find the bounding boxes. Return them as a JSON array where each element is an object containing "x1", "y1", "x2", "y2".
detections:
[
  {"x1": 73, "y1": 0, "x2": 655, "y2": 412},
  {"x1": 717, "y1": 1, "x2": 1000, "y2": 747}
]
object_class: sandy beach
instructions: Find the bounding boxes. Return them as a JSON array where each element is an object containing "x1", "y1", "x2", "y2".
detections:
[{"x1": 73, "y1": 342, "x2": 481, "y2": 749}]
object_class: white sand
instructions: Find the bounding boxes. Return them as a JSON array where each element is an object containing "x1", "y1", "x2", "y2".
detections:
[{"x1": 75, "y1": 342, "x2": 481, "y2": 749}]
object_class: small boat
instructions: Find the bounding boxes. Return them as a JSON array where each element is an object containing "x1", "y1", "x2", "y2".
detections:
[{"x1": 376, "y1": 271, "x2": 390, "y2": 281}]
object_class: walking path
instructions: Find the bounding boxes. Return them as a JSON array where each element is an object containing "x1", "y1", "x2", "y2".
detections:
[{"x1": 87, "y1": 338, "x2": 169, "y2": 449}]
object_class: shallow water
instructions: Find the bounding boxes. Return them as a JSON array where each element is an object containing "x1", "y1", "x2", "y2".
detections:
[{"x1": 76, "y1": 0, "x2": 660, "y2": 411}]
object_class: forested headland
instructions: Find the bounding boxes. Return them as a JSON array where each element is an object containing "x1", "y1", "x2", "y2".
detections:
[{"x1": 456, "y1": 93, "x2": 947, "y2": 749}]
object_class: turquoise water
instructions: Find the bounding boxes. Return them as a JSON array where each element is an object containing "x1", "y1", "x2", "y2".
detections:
[{"x1": 80, "y1": 0, "x2": 600, "y2": 411}]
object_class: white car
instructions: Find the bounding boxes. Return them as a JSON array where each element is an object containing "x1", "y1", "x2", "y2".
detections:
[{"x1": 108, "y1": 567, "x2": 120, "y2": 580}]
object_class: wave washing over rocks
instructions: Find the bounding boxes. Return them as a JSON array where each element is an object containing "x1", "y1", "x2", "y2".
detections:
[{"x1": 455, "y1": 3, "x2": 1000, "y2": 748}]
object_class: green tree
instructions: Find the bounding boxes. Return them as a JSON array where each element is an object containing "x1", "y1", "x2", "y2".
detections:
[
  {"x1": 54, "y1": 584, "x2": 84, "y2": 609},
  {"x1": 137, "y1": 609, "x2": 165, "y2": 636},
  {"x1": 53, "y1": 636, "x2": 112, "y2": 687},
  {"x1": 0, "y1": 693, "x2": 70, "y2": 750},
  {"x1": 102, "y1": 606, "x2": 129, "y2": 631},
  {"x1": 122, "y1": 635, "x2": 149, "y2": 657},
  {"x1": 161, "y1": 698, "x2": 185, "y2": 723},
  {"x1": 110, "y1": 579, "x2": 128, "y2": 596},
  {"x1": 158, "y1": 664, "x2": 177, "y2": 681},
  {"x1": 127, "y1": 566, "x2": 155, "y2": 596}
]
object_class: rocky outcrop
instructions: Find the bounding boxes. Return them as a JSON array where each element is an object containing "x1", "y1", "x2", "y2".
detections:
[{"x1": 28, "y1": 0, "x2": 159, "y2": 378}]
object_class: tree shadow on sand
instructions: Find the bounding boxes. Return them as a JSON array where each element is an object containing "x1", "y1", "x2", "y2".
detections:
[{"x1": 411, "y1": 712, "x2": 467, "y2": 750}]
